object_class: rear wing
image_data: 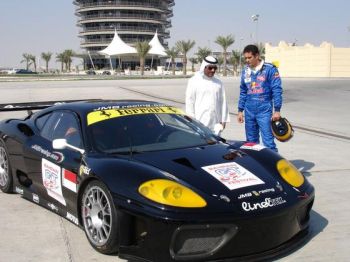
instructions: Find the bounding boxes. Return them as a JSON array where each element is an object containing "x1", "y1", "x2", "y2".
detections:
[{"x1": 0, "y1": 99, "x2": 101, "y2": 112}]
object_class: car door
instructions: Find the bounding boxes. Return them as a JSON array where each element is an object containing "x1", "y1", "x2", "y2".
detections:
[{"x1": 23, "y1": 110, "x2": 83, "y2": 210}]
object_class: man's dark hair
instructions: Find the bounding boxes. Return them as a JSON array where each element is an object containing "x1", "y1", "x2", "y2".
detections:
[{"x1": 243, "y1": 44, "x2": 260, "y2": 55}]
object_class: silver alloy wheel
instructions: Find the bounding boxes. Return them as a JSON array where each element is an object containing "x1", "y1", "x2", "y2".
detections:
[
  {"x1": 0, "y1": 147, "x2": 9, "y2": 187},
  {"x1": 82, "y1": 185, "x2": 112, "y2": 246}
]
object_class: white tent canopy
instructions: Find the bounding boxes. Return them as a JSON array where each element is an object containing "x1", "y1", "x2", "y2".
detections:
[
  {"x1": 99, "y1": 30, "x2": 137, "y2": 56},
  {"x1": 148, "y1": 31, "x2": 167, "y2": 57}
]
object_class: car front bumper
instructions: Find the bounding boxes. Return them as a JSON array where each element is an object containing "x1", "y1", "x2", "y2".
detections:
[{"x1": 117, "y1": 194, "x2": 314, "y2": 262}]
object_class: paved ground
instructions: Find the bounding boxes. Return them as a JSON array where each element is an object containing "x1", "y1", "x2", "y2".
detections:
[{"x1": 0, "y1": 77, "x2": 349, "y2": 262}]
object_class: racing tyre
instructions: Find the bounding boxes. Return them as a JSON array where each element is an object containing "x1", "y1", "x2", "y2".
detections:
[
  {"x1": 81, "y1": 180, "x2": 119, "y2": 254},
  {"x1": 0, "y1": 140, "x2": 13, "y2": 193}
]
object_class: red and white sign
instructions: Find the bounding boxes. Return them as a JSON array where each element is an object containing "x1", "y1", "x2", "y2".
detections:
[
  {"x1": 202, "y1": 162, "x2": 265, "y2": 190},
  {"x1": 62, "y1": 169, "x2": 77, "y2": 193},
  {"x1": 240, "y1": 142, "x2": 265, "y2": 151}
]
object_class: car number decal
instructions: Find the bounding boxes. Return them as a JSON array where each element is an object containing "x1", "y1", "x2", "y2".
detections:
[
  {"x1": 202, "y1": 162, "x2": 265, "y2": 190},
  {"x1": 87, "y1": 106, "x2": 184, "y2": 125}
]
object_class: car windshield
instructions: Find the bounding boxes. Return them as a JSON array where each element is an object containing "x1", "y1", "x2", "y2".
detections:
[{"x1": 87, "y1": 109, "x2": 218, "y2": 154}]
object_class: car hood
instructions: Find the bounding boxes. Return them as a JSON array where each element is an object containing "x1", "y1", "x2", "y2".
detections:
[{"x1": 132, "y1": 144, "x2": 282, "y2": 202}]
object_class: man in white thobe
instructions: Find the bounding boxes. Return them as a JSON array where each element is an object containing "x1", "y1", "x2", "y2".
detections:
[{"x1": 186, "y1": 56, "x2": 230, "y2": 135}]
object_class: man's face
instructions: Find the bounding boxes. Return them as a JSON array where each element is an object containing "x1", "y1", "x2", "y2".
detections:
[
  {"x1": 244, "y1": 52, "x2": 260, "y2": 68},
  {"x1": 204, "y1": 65, "x2": 217, "y2": 77}
]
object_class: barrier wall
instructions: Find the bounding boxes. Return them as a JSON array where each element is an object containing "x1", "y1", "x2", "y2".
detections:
[{"x1": 265, "y1": 42, "x2": 350, "y2": 77}]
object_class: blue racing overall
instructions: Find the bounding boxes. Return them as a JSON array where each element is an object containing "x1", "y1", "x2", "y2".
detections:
[{"x1": 238, "y1": 62, "x2": 282, "y2": 151}]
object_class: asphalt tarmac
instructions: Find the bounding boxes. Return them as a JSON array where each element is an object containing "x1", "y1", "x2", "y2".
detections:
[{"x1": 0, "y1": 77, "x2": 349, "y2": 262}]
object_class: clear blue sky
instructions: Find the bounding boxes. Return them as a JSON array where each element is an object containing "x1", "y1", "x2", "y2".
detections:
[{"x1": 0, "y1": 0, "x2": 349, "y2": 68}]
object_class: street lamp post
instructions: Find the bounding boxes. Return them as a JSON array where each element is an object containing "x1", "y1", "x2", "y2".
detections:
[
  {"x1": 251, "y1": 14, "x2": 259, "y2": 43},
  {"x1": 239, "y1": 37, "x2": 244, "y2": 73}
]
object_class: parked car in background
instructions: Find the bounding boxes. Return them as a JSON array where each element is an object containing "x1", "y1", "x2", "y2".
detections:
[
  {"x1": 102, "y1": 70, "x2": 111, "y2": 75},
  {"x1": 16, "y1": 69, "x2": 38, "y2": 74},
  {"x1": 86, "y1": 69, "x2": 96, "y2": 75}
]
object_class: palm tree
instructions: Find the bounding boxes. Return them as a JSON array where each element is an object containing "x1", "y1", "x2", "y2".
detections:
[
  {"x1": 196, "y1": 47, "x2": 212, "y2": 63},
  {"x1": 29, "y1": 55, "x2": 37, "y2": 72},
  {"x1": 215, "y1": 35, "x2": 235, "y2": 76},
  {"x1": 135, "y1": 41, "x2": 151, "y2": 76},
  {"x1": 62, "y1": 49, "x2": 75, "y2": 72},
  {"x1": 230, "y1": 50, "x2": 241, "y2": 76},
  {"x1": 56, "y1": 53, "x2": 65, "y2": 72},
  {"x1": 41, "y1": 52, "x2": 52, "y2": 73},
  {"x1": 175, "y1": 40, "x2": 195, "y2": 76},
  {"x1": 165, "y1": 47, "x2": 178, "y2": 75},
  {"x1": 21, "y1": 53, "x2": 32, "y2": 70},
  {"x1": 189, "y1": 57, "x2": 198, "y2": 72},
  {"x1": 217, "y1": 56, "x2": 224, "y2": 74}
]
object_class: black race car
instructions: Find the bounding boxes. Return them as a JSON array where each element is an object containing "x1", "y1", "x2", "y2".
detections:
[{"x1": 0, "y1": 100, "x2": 314, "y2": 262}]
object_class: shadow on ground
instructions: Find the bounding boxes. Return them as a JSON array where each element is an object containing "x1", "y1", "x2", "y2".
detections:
[{"x1": 290, "y1": 159, "x2": 315, "y2": 177}]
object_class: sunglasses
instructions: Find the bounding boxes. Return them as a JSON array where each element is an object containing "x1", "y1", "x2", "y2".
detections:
[{"x1": 206, "y1": 66, "x2": 217, "y2": 71}]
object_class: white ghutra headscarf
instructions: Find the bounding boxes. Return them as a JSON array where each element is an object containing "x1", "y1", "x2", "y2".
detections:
[{"x1": 199, "y1": 56, "x2": 218, "y2": 76}]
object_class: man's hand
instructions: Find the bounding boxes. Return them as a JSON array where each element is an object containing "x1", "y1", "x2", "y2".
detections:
[
  {"x1": 237, "y1": 112, "x2": 244, "y2": 123},
  {"x1": 272, "y1": 111, "x2": 281, "y2": 121},
  {"x1": 220, "y1": 122, "x2": 226, "y2": 129}
]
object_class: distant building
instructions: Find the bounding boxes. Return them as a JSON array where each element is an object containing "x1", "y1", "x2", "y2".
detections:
[
  {"x1": 73, "y1": 0, "x2": 174, "y2": 69},
  {"x1": 265, "y1": 41, "x2": 350, "y2": 77}
]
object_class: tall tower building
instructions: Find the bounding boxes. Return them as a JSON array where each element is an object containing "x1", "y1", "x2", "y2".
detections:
[{"x1": 73, "y1": 0, "x2": 174, "y2": 69}]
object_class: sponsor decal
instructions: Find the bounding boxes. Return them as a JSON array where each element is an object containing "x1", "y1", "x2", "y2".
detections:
[
  {"x1": 273, "y1": 72, "x2": 280, "y2": 78},
  {"x1": 242, "y1": 197, "x2": 286, "y2": 212},
  {"x1": 219, "y1": 195, "x2": 231, "y2": 203},
  {"x1": 15, "y1": 186, "x2": 24, "y2": 195},
  {"x1": 79, "y1": 165, "x2": 91, "y2": 176},
  {"x1": 248, "y1": 85, "x2": 264, "y2": 94},
  {"x1": 257, "y1": 75, "x2": 266, "y2": 81},
  {"x1": 47, "y1": 203, "x2": 59, "y2": 213},
  {"x1": 202, "y1": 162, "x2": 265, "y2": 190},
  {"x1": 238, "y1": 192, "x2": 252, "y2": 199},
  {"x1": 66, "y1": 212, "x2": 79, "y2": 225},
  {"x1": 31, "y1": 145, "x2": 64, "y2": 162},
  {"x1": 276, "y1": 182, "x2": 284, "y2": 192},
  {"x1": 244, "y1": 77, "x2": 251, "y2": 83},
  {"x1": 87, "y1": 106, "x2": 184, "y2": 125},
  {"x1": 240, "y1": 142, "x2": 265, "y2": 151},
  {"x1": 62, "y1": 169, "x2": 77, "y2": 193},
  {"x1": 238, "y1": 188, "x2": 276, "y2": 199},
  {"x1": 52, "y1": 151, "x2": 64, "y2": 163},
  {"x1": 32, "y1": 193, "x2": 39, "y2": 204},
  {"x1": 42, "y1": 159, "x2": 66, "y2": 206}
]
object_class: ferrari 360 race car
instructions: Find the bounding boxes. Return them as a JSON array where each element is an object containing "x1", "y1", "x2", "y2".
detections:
[{"x1": 0, "y1": 100, "x2": 314, "y2": 262}]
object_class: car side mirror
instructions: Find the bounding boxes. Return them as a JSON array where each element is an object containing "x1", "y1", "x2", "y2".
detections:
[{"x1": 52, "y1": 139, "x2": 85, "y2": 155}]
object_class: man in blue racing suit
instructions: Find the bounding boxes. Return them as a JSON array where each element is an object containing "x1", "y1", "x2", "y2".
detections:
[{"x1": 237, "y1": 44, "x2": 283, "y2": 151}]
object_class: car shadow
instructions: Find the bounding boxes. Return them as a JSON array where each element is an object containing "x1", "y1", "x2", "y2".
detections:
[{"x1": 290, "y1": 159, "x2": 315, "y2": 177}]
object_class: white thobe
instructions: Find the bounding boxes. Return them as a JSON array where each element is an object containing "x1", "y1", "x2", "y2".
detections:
[{"x1": 186, "y1": 72, "x2": 230, "y2": 132}]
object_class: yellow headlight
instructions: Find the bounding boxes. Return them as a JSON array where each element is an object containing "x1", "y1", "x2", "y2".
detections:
[
  {"x1": 277, "y1": 159, "x2": 304, "y2": 187},
  {"x1": 138, "y1": 179, "x2": 207, "y2": 208}
]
